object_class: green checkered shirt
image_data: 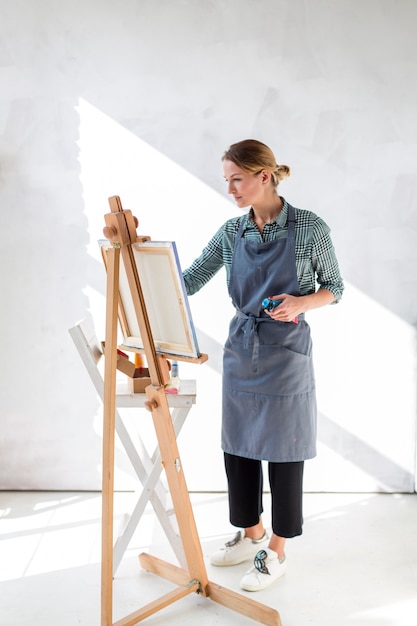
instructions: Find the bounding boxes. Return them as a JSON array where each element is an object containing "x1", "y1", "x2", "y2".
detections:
[{"x1": 183, "y1": 198, "x2": 344, "y2": 303}]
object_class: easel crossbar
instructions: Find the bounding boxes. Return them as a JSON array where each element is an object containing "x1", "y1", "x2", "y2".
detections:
[
  {"x1": 139, "y1": 553, "x2": 282, "y2": 626},
  {"x1": 113, "y1": 583, "x2": 200, "y2": 626}
]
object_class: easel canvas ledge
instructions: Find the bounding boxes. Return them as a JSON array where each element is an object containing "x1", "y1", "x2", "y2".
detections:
[{"x1": 100, "y1": 195, "x2": 282, "y2": 626}]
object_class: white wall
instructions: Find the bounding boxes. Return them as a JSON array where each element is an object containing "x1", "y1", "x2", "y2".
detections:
[{"x1": 0, "y1": 0, "x2": 416, "y2": 493}]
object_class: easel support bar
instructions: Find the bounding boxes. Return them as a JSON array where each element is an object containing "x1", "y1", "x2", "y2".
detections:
[
  {"x1": 113, "y1": 583, "x2": 200, "y2": 626},
  {"x1": 138, "y1": 553, "x2": 282, "y2": 626}
]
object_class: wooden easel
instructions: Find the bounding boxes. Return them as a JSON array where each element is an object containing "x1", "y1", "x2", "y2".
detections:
[
  {"x1": 69, "y1": 319, "x2": 197, "y2": 574},
  {"x1": 101, "y1": 195, "x2": 282, "y2": 626}
]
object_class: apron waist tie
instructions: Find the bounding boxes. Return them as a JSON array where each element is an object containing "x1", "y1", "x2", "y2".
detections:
[
  {"x1": 236, "y1": 311, "x2": 271, "y2": 372},
  {"x1": 235, "y1": 310, "x2": 305, "y2": 372}
]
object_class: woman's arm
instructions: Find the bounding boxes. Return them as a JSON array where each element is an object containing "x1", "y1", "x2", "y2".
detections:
[
  {"x1": 182, "y1": 227, "x2": 225, "y2": 295},
  {"x1": 268, "y1": 214, "x2": 343, "y2": 321},
  {"x1": 266, "y1": 288, "x2": 335, "y2": 322}
]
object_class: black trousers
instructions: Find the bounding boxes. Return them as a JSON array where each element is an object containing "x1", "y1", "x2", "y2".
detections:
[{"x1": 224, "y1": 452, "x2": 304, "y2": 538}]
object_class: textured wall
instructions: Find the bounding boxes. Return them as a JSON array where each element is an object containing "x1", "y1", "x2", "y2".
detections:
[{"x1": 0, "y1": 0, "x2": 416, "y2": 491}]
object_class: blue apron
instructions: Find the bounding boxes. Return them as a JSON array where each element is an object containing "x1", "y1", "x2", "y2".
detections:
[{"x1": 222, "y1": 205, "x2": 317, "y2": 462}]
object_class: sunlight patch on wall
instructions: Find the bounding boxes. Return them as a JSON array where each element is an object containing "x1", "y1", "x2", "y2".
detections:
[
  {"x1": 308, "y1": 282, "x2": 416, "y2": 491},
  {"x1": 76, "y1": 97, "x2": 236, "y2": 343},
  {"x1": 76, "y1": 97, "x2": 235, "y2": 262},
  {"x1": 76, "y1": 98, "x2": 416, "y2": 492}
]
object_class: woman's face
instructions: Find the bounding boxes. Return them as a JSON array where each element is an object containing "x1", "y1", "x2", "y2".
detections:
[{"x1": 223, "y1": 159, "x2": 264, "y2": 208}]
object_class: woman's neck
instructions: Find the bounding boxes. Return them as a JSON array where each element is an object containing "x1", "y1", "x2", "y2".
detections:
[{"x1": 251, "y1": 195, "x2": 283, "y2": 233}]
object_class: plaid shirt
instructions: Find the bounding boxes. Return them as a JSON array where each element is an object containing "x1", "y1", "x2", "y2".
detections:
[{"x1": 183, "y1": 198, "x2": 344, "y2": 303}]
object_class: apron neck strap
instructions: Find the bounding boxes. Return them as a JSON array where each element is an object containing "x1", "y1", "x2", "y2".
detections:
[
  {"x1": 287, "y1": 204, "x2": 296, "y2": 238},
  {"x1": 239, "y1": 204, "x2": 296, "y2": 239}
]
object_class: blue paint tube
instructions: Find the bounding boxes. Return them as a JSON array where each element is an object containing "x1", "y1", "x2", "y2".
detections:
[{"x1": 262, "y1": 297, "x2": 282, "y2": 311}]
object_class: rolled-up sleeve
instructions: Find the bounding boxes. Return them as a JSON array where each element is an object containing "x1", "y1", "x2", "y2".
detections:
[{"x1": 311, "y1": 219, "x2": 344, "y2": 303}]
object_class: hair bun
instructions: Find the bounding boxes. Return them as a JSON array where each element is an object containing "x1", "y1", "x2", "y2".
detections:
[
  {"x1": 272, "y1": 164, "x2": 290, "y2": 185},
  {"x1": 276, "y1": 164, "x2": 290, "y2": 179}
]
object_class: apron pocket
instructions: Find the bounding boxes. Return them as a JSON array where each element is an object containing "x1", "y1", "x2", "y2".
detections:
[{"x1": 224, "y1": 342, "x2": 315, "y2": 397}]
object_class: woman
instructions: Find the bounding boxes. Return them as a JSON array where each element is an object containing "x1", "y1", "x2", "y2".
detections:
[{"x1": 182, "y1": 139, "x2": 344, "y2": 592}]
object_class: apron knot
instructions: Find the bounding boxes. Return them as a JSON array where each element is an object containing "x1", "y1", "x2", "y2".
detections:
[
  {"x1": 236, "y1": 311, "x2": 264, "y2": 372},
  {"x1": 242, "y1": 314, "x2": 257, "y2": 348}
]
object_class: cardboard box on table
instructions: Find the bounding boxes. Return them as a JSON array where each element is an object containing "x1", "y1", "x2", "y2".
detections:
[{"x1": 116, "y1": 350, "x2": 151, "y2": 393}]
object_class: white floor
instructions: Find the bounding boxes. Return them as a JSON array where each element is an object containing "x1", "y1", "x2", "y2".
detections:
[{"x1": 1, "y1": 490, "x2": 416, "y2": 626}]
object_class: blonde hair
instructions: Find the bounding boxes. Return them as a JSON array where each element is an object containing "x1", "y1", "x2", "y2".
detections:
[{"x1": 222, "y1": 139, "x2": 290, "y2": 187}]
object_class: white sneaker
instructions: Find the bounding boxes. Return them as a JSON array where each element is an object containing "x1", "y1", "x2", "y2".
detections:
[
  {"x1": 240, "y1": 548, "x2": 286, "y2": 591},
  {"x1": 210, "y1": 530, "x2": 269, "y2": 566}
]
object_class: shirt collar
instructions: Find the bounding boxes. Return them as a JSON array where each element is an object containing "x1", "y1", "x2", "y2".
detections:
[{"x1": 248, "y1": 197, "x2": 288, "y2": 227}]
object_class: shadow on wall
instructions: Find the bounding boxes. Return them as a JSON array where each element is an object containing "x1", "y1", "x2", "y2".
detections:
[{"x1": 0, "y1": 95, "x2": 103, "y2": 490}]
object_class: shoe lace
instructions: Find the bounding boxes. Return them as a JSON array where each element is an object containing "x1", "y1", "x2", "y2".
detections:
[
  {"x1": 254, "y1": 549, "x2": 270, "y2": 575},
  {"x1": 225, "y1": 531, "x2": 243, "y2": 549}
]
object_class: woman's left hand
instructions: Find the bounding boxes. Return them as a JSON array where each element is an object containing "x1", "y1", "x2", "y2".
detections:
[{"x1": 264, "y1": 293, "x2": 303, "y2": 322}]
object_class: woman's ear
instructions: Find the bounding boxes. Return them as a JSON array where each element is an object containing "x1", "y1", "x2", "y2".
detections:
[{"x1": 261, "y1": 169, "x2": 271, "y2": 184}]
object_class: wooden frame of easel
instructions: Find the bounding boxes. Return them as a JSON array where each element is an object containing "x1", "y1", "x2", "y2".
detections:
[{"x1": 101, "y1": 195, "x2": 282, "y2": 626}]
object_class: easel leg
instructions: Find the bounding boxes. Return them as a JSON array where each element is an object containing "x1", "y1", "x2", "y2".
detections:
[
  {"x1": 144, "y1": 385, "x2": 209, "y2": 589},
  {"x1": 101, "y1": 246, "x2": 120, "y2": 625}
]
